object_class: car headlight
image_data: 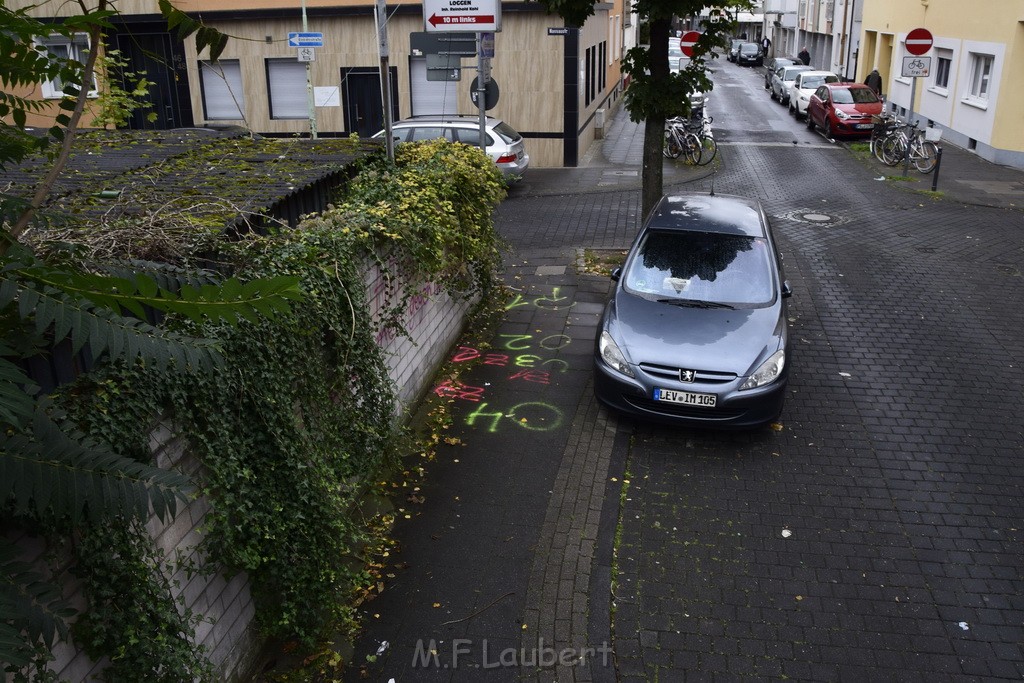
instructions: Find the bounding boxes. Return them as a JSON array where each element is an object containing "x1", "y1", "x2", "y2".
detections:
[
  {"x1": 740, "y1": 349, "x2": 785, "y2": 390},
  {"x1": 835, "y1": 109, "x2": 850, "y2": 120},
  {"x1": 599, "y1": 331, "x2": 635, "y2": 378}
]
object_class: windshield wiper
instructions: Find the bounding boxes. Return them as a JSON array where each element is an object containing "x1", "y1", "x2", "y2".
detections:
[{"x1": 656, "y1": 298, "x2": 735, "y2": 309}]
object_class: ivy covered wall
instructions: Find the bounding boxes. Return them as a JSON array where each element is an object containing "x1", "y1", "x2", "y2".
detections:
[{"x1": 3, "y1": 139, "x2": 506, "y2": 682}]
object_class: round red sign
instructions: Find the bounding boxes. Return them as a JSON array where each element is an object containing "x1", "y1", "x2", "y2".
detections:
[
  {"x1": 905, "y1": 28, "x2": 933, "y2": 56},
  {"x1": 680, "y1": 31, "x2": 701, "y2": 58}
]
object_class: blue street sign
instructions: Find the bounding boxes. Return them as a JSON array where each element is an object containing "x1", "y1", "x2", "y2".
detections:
[{"x1": 288, "y1": 32, "x2": 324, "y2": 47}]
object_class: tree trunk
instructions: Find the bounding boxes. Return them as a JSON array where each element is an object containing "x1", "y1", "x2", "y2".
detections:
[
  {"x1": 641, "y1": 115, "x2": 665, "y2": 223},
  {"x1": 8, "y1": 22, "x2": 104, "y2": 246},
  {"x1": 640, "y1": 16, "x2": 672, "y2": 221}
]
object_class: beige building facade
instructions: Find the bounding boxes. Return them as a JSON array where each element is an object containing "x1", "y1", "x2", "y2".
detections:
[
  {"x1": 860, "y1": 0, "x2": 1024, "y2": 170},
  {"x1": 12, "y1": 0, "x2": 631, "y2": 168}
]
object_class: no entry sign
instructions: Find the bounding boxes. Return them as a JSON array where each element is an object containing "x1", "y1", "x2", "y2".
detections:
[
  {"x1": 905, "y1": 28, "x2": 933, "y2": 56},
  {"x1": 680, "y1": 31, "x2": 701, "y2": 58}
]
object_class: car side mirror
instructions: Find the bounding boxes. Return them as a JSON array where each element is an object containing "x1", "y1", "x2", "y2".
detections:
[
  {"x1": 611, "y1": 267, "x2": 622, "y2": 282},
  {"x1": 782, "y1": 281, "x2": 793, "y2": 298}
]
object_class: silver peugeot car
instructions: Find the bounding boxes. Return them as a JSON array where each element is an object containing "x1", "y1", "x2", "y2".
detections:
[{"x1": 594, "y1": 193, "x2": 792, "y2": 428}]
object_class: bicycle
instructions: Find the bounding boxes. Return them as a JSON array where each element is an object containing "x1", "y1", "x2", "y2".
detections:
[
  {"x1": 870, "y1": 117, "x2": 938, "y2": 173},
  {"x1": 880, "y1": 122, "x2": 938, "y2": 173},
  {"x1": 870, "y1": 113, "x2": 901, "y2": 163},
  {"x1": 663, "y1": 116, "x2": 718, "y2": 166}
]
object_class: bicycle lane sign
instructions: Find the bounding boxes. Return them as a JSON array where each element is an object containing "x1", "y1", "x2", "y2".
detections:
[{"x1": 902, "y1": 56, "x2": 931, "y2": 78}]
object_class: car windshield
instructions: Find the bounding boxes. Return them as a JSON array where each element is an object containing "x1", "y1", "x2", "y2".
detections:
[
  {"x1": 623, "y1": 230, "x2": 775, "y2": 307},
  {"x1": 802, "y1": 75, "x2": 839, "y2": 89},
  {"x1": 832, "y1": 88, "x2": 879, "y2": 104},
  {"x1": 491, "y1": 121, "x2": 521, "y2": 143},
  {"x1": 740, "y1": 44, "x2": 759, "y2": 53}
]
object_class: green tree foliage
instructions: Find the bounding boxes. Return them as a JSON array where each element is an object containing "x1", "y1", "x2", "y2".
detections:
[
  {"x1": 0, "y1": 2, "x2": 302, "y2": 676},
  {"x1": 532, "y1": 0, "x2": 750, "y2": 217}
]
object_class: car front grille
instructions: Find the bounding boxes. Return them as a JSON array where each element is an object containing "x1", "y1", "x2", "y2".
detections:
[{"x1": 638, "y1": 362, "x2": 737, "y2": 384}]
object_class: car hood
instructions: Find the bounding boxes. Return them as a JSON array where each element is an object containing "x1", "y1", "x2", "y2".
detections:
[
  {"x1": 835, "y1": 102, "x2": 883, "y2": 116},
  {"x1": 607, "y1": 291, "x2": 784, "y2": 375}
]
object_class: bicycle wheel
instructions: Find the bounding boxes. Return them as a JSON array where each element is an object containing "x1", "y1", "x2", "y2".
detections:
[
  {"x1": 683, "y1": 133, "x2": 702, "y2": 164},
  {"x1": 913, "y1": 140, "x2": 938, "y2": 173},
  {"x1": 663, "y1": 130, "x2": 682, "y2": 159},
  {"x1": 871, "y1": 134, "x2": 889, "y2": 163},
  {"x1": 695, "y1": 135, "x2": 718, "y2": 166},
  {"x1": 880, "y1": 136, "x2": 905, "y2": 166}
]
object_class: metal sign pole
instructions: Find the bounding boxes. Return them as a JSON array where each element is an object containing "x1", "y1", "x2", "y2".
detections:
[
  {"x1": 301, "y1": 0, "x2": 317, "y2": 139},
  {"x1": 376, "y1": 0, "x2": 394, "y2": 161},
  {"x1": 903, "y1": 75, "x2": 917, "y2": 177},
  {"x1": 476, "y1": 32, "x2": 486, "y2": 151}
]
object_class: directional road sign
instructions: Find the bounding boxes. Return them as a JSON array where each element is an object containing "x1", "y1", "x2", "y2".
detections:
[
  {"x1": 424, "y1": 0, "x2": 501, "y2": 32},
  {"x1": 288, "y1": 32, "x2": 324, "y2": 48},
  {"x1": 680, "y1": 31, "x2": 701, "y2": 57},
  {"x1": 905, "y1": 28, "x2": 933, "y2": 56}
]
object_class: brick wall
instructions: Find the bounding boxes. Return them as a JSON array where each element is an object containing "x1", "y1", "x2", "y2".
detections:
[{"x1": 23, "y1": 263, "x2": 474, "y2": 681}]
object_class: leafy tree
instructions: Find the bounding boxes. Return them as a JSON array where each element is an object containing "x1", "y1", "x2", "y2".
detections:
[
  {"x1": 535, "y1": 0, "x2": 751, "y2": 218},
  {"x1": 0, "y1": 1, "x2": 297, "y2": 675}
]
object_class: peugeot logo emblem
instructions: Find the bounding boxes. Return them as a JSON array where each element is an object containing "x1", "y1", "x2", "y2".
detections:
[{"x1": 679, "y1": 369, "x2": 696, "y2": 382}]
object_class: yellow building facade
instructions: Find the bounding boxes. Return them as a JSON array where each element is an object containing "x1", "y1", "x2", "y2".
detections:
[
  {"x1": 860, "y1": 0, "x2": 1024, "y2": 170},
  {"x1": 9, "y1": 0, "x2": 630, "y2": 168}
]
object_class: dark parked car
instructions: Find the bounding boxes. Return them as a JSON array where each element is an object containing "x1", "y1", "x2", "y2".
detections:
[
  {"x1": 763, "y1": 56, "x2": 795, "y2": 89},
  {"x1": 736, "y1": 42, "x2": 763, "y2": 66},
  {"x1": 806, "y1": 83, "x2": 884, "y2": 138},
  {"x1": 594, "y1": 194, "x2": 792, "y2": 429}
]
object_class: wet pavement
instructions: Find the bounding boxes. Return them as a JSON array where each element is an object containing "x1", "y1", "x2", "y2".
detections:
[{"x1": 348, "y1": 56, "x2": 1024, "y2": 681}]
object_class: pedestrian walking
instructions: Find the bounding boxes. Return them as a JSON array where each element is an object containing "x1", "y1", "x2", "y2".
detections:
[
  {"x1": 761, "y1": 35, "x2": 771, "y2": 56},
  {"x1": 865, "y1": 69, "x2": 883, "y2": 97},
  {"x1": 798, "y1": 46, "x2": 810, "y2": 65}
]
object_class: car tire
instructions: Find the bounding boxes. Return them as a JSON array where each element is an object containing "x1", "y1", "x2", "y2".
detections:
[
  {"x1": 823, "y1": 120, "x2": 833, "y2": 138},
  {"x1": 788, "y1": 102, "x2": 795, "y2": 116},
  {"x1": 806, "y1": 112, "x2": 815, "y2": 130}
]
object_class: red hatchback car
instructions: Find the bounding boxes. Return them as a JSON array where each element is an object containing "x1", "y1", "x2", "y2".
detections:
[{"x1": 806, "y1": 83, "x2": 883, "y2": 138}]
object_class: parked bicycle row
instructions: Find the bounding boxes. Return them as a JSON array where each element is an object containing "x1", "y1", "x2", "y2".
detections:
[{"x1": 663, "y1": 115, "x2": 717, "y2": 166}]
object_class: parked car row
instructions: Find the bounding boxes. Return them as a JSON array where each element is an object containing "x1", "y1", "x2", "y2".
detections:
[{"x1": 763, "y1": 61, "x2": 882, "y2": 138}]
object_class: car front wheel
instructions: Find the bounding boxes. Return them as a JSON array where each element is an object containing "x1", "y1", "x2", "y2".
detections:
[{"x1": 806, "y1": 111, "x2": 815, "y2": 130}]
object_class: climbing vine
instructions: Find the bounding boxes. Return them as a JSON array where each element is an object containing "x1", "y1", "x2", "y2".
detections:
[{"x1": 43, "y1": 138, "x2": 506, "y2": 675}]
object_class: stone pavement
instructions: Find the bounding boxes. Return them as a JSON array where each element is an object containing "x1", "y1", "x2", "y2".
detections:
[{"x1": 347, "y1": 99, "x2": 1023, "y2": 681}]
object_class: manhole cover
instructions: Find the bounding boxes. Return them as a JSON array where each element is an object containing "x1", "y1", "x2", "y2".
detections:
[
  {"x1": 801, "y1": 213, "x2": 833, "y2": 223},
  {"x1": 777, "y1": 209, "x2": 850, "y2": 227}
]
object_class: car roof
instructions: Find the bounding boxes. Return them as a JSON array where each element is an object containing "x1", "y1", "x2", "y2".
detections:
[
  {"x1": 796, "y1": 70, "x2": 838, "y2": 79},
  {"x1": 646, "y1": 194, "x2": 767, "y2": 238},
  {"x1": 821, "y1": 82, "x2": 871, "y2": 89},
  {"x1": 392, "y1": 115, "x2": 502, "y2": 127}
]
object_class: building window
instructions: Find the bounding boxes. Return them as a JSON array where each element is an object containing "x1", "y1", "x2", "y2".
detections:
[
  {"x1": 599, "y1": 41, "x2": 607, "y2": 91},
  {"x1": 934, "y1": 49, "x2": 951, "y2": 89},
  {"x1": 267, "y1": 59, "x2": 307, "y2": 119},
  {"x1": 36, "y1": 34, "x2": 97, "y2": 99},
  {"x1": 966, "y1": 53, "x2": 992, "y2": 100},
  {"x1": 200, "y1": 60, "x2": 245, "y2": 120},
  {"x1": 584, "y1": 46, "x2": 594, "y2": 106}
]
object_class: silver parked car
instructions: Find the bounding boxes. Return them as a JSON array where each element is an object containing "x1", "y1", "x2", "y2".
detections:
[
  {"x1": 594, "y1": 193, "x2": 792, "y2": 429},
  {"x1": 770, "y1": 64, "x2": 812, "y2": 104},
  {"x1": 372, "y1": 115, "x2": 529, "y2": 178}
]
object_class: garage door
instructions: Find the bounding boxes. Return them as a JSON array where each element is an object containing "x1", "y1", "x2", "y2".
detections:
[{"x1": 409, "y1": 58, "x2": 461, "y2": 116}]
